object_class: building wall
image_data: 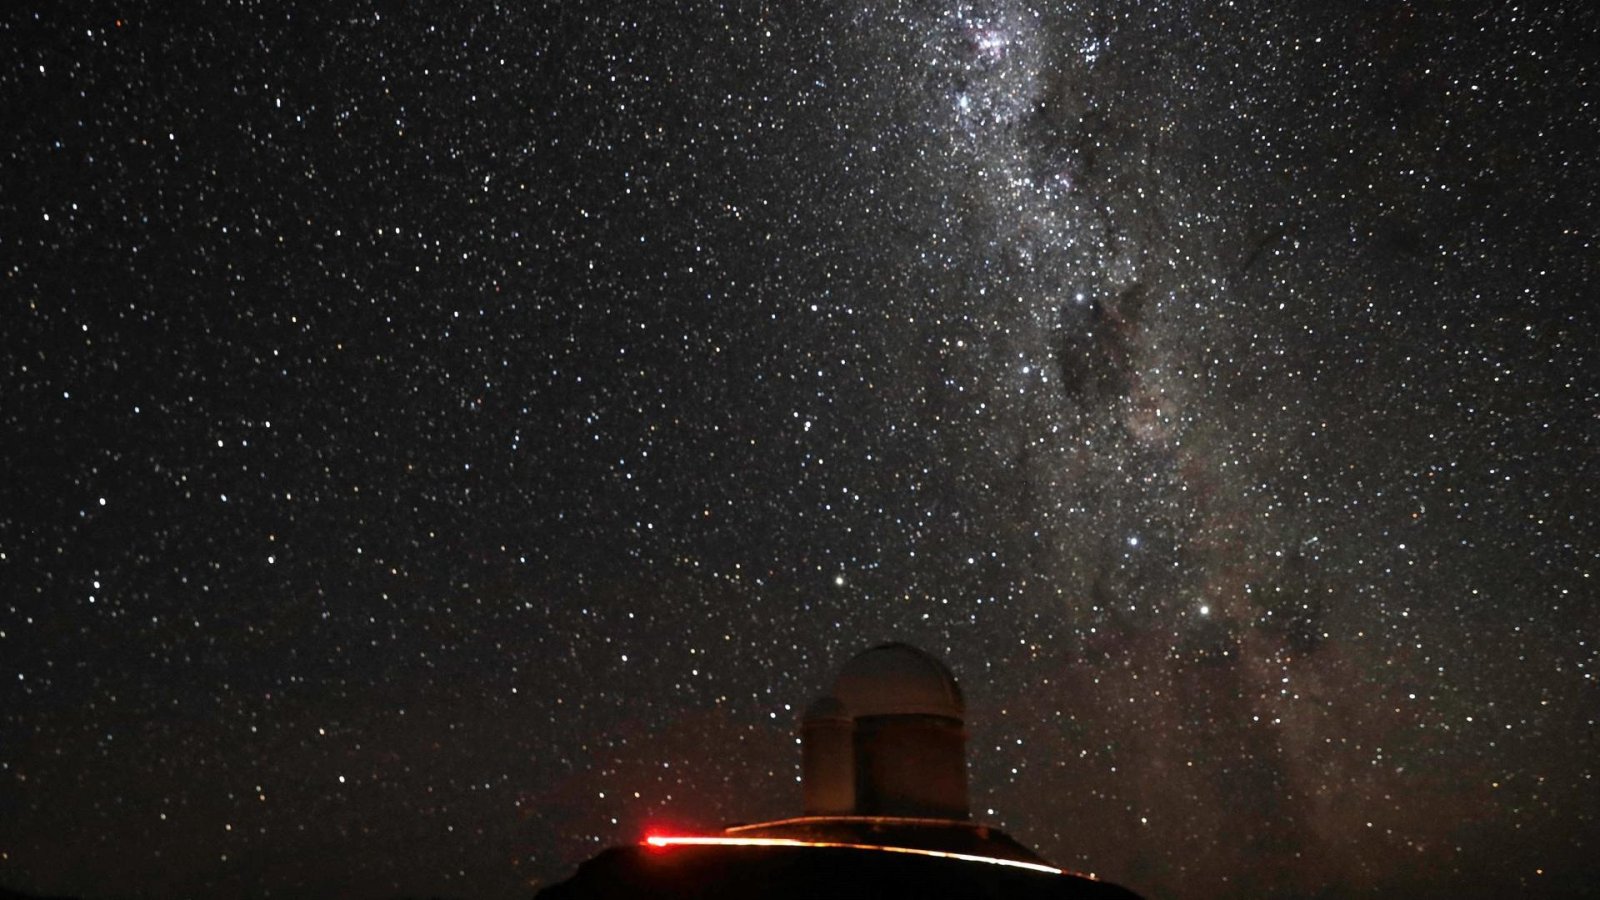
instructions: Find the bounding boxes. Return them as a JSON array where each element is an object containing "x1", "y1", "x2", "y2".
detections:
[
  {"x1": 852, "y1": 714, "x2": 968, "y2": 820},
  {"x1": 801, "y1": 715, "x2": 855, "y2": 815}
]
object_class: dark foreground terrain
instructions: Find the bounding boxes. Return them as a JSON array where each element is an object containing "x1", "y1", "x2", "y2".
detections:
[{"x1": 538, "y1": 844, "x2": 1142, "y2": 900}]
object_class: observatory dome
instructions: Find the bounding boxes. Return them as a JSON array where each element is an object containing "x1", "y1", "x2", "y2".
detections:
[
  {"x1": 803, "y1": 694, "x2": 849, "y2": 721},
  {"x1": 832, "y1": 642, "x2": 964, "y2": 720}
]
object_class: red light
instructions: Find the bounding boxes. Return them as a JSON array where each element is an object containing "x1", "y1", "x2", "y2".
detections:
[{"x1": 637, "y1": 835, "x2": 1062, "y2": 875}]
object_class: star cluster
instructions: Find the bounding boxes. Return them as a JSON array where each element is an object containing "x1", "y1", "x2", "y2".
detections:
[{"x1": 2, "y1": 1, "x2": 1596, "y2": 897}]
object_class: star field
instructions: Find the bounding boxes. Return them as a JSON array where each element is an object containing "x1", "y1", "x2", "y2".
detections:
[{"x1": 2, "y1": 1, "x2": 1596, "y2": 897}]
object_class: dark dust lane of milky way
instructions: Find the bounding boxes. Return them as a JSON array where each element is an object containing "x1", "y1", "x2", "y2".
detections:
[{"x1": 1, "y1": 1, "x2": 1595, "y2": 898}]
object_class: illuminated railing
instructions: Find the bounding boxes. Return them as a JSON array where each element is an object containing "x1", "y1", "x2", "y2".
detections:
[
  {"x1": 725, "y1": 815, "x2": 983, "y2": 832},
  {"x1": 642, "y1": 834, "x2": 1064, "y2": 875}
]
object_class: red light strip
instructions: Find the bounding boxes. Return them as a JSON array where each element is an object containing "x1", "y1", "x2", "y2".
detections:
[{"x1": 642, "y1": 835, "x2": 1064, "y2": 875}]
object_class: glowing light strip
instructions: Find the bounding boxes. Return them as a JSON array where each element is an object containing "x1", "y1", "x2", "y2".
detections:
[
  {"x1": 724, "y1": 815, "x2": 972, "y2": 832},
  {"x1": 643, "y1": 835, "x2": 1064, "y2": 875}
]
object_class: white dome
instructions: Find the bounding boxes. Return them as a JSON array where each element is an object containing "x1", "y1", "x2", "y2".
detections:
[{"x1": 832, "y1": 643, "x2": 964, "y2": 720}]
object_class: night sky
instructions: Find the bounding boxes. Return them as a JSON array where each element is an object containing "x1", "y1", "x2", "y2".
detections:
[{"x1": 3, "y1": 1, "x2": 1596, "y2": 897}]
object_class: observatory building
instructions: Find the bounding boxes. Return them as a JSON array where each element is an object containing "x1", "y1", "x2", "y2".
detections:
[
  {"x1": 539, "y1": 642, "x2": 1141, "y2": 899},
  {"x1": 801, "y1": 642, "x2": 969, "y2": 820}
]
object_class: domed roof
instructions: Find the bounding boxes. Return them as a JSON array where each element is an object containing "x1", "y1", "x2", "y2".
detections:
[
  {"x1": 831, "y1": 642, "x2": 964, "y2": 720},
  {"x1": 802, "y1": 694, "x2": 849, "y2": 722}
]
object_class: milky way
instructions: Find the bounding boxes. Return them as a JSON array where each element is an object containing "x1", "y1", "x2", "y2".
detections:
[{"x1": 2, "y1": 1, "x2": 1595, "y2": 897}]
